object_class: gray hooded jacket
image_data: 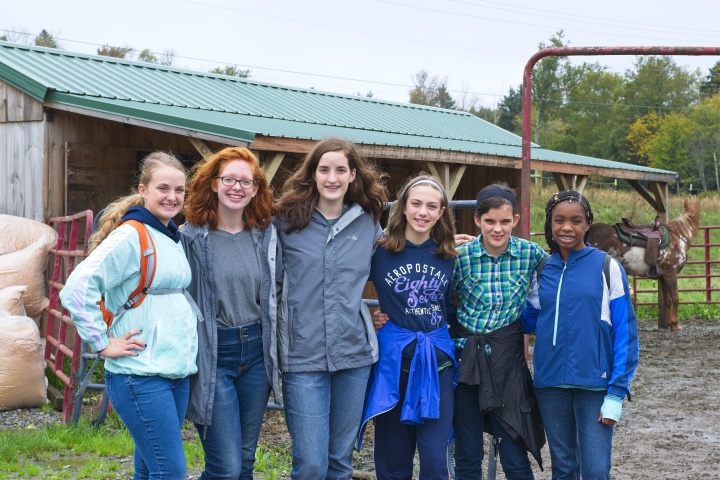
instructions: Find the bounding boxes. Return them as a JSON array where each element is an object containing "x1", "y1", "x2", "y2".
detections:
[
  {"x1": 181, "y1": 222, "x2": 283, "y2": 427},
  {"x1": 275, "y1": 204, "x2": 380, "y2": 373}
]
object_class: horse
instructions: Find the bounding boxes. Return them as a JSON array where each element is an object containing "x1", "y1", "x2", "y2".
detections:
[{"x1": 586, "y1": 199, "x2": 700, "y2": 331}]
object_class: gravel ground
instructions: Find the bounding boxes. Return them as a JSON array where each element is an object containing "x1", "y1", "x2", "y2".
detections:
[{"x1": 0, "y1": 407, "x2": 62, "y2": 430}]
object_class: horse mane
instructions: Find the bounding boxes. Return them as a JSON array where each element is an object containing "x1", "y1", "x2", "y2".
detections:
[{"x1": 665, "y1": 201, "x2": 700, "y2": 242}]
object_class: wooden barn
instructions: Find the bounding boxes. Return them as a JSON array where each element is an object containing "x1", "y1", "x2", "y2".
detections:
[{"x1": 0, "y1": 40, "x2": 677, "y2": 236}]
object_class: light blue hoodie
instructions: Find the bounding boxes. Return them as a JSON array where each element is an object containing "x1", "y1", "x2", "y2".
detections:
[{"x1": 60, "y1": 223, "x2": 198, "y2": 379}]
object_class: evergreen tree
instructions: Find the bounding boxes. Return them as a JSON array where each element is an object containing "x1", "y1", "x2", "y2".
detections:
[
  {"x1": 35, "y1": 29, "x2": 59, "y2": 48},
  {"x1": 409, "y1": 69, "x2": 457, "y2": 109},
  {"x1": 497, "y1": 86, "x2": 522, "y2": 134},
  {"x1": 699, "y1": 61, "x2": 720, "y2": 98}
]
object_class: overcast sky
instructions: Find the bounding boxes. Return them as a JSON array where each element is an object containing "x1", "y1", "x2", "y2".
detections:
[{"x1": 4, "y1": 0, "x2": 720, "y2": 106}]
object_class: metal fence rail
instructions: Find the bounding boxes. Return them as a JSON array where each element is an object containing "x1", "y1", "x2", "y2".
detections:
[{"x1": 631, "y1": 225, "x2": 720, "y2": 306}]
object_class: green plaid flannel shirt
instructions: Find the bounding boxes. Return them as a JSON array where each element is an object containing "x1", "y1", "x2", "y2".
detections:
[{"x1": 452, "y1": 235, "x2": 547, "y2": 349}]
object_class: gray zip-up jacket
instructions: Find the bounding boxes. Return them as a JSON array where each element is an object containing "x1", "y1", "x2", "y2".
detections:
[
  {"x1": 181, "y1": 222, "x2": 283, "y2": 427},
  {"x1": 275, "y1": 204, "x2": 381, "y2": 373}
]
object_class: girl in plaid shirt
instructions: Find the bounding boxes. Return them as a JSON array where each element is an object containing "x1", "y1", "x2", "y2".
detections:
[{"x1": 450, "y1": 182, "x2": 546, "y2": 480}]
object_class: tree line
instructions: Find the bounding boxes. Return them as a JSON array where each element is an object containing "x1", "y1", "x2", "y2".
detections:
[{"x1": 409, "y1": 31, "x2": 720, "y2": 192}]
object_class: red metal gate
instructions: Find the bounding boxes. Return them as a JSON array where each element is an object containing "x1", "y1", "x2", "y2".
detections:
[
  {"x1": 42, "y1": 210, "x2": 93, "y2": 423},
  {"x1": 632, "y1": 225, "x2": 720, "y2": 306}
]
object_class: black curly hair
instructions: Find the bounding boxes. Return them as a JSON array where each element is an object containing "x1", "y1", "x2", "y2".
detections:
[{"x1": 544, "y1": 190, "x2": 593, "y2": 254}]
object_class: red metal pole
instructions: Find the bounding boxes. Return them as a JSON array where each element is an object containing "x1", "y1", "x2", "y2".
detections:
[
  {"x1": 520, "y1": 46, "x2": 720, "y2": 239},
  {"x1": 705, "y1": 227, "x2": 711, "y2": 303}
]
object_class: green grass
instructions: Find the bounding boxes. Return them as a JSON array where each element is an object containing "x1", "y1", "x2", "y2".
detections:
[
  {"x1": 0, "y1": 418, "x2": 133, "y2": 479},
  {"x1": 0, "y1": 412, "x2": 209, "y2": 480},
  {"x1": 254, "y1": 443, "x2": 292, "y2": 479}
]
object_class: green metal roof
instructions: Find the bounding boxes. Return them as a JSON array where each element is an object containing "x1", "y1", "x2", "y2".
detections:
[{"x1": 0, "y1": 41, "x2": 675, "y2": 177}]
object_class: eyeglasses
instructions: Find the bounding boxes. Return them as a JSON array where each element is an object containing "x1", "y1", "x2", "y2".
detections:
[{"x1": 216, "y1": 176, "x2": 257, "y2": 189}]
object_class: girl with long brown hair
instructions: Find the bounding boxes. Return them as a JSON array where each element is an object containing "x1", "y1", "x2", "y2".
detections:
[
  {"x1": 275, "y1": 137, "x2": 387, "y2": 480},
  {"x1": 360, "y1": 174, "x2": 459, "y2": 479}
]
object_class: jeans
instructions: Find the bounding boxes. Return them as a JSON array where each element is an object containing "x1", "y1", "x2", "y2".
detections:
[
  {"x1": 374, "y1": 366, "x2": 454, "y2": 480},
  {"x1": 105, "y1": 372, "x2": 189, "y2": 480},
  {"x1": 282, "y1": 365, "x2": 372, "y2": 480},
  {"x1": 453, "y1": 382, "x2": 535, "y2": 480},
  {"x1": 195, "y1": 323, "x2": 270, "y2": 480},
  {"x1": 535, "y1": 387, "x2": 614, "y2": 480}
]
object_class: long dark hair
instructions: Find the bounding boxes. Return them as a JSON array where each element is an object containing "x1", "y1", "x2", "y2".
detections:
[
  {"x1": 544, "y1": 190, "x2": 594, "y2": 254},
  {"x1": 276, "y1": 137, "x2": 388, "y2": 233}
]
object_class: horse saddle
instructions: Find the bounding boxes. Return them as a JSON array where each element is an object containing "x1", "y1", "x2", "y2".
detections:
[{"x1": 613, "y1": 216, "x2": 670, "y2": 278}]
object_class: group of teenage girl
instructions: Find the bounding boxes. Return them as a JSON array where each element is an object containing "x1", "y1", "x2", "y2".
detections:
[{"x1": 60, "y1": 136, "x2": 639, "y2": 480}]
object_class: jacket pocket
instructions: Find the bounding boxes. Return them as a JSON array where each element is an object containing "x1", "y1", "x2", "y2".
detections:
[
  {"x1": 288, "y1": 305, "x2": 296, "y2": 351},
  {"x1": 140, "y1": 321, "x2": 159, "y2": 364}
]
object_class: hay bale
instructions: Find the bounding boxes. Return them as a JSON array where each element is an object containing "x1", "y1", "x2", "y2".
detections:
[
  {"x1": 0, "y1": 215, "x2": 57, "y2": 318},
  {"x1": 0, "y1": 315, "x2": 47, "y2": 411}
]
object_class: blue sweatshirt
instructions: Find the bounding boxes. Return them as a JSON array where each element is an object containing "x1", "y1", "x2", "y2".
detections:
[
  {"x1": 521, "y1": 246, "x2": 639, "y2": 399},
  {"x1": 369, "y1": 239, "x2": 456, "y2": 365}
]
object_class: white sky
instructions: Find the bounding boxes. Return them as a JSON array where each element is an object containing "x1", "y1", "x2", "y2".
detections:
[{"x1": 4, "y1": 0, "x2": 720, "y2": 106}]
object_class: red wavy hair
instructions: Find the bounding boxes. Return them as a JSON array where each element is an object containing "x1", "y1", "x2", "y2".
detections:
[{"x1": 185, "y1": 147, "x2": 276, "y2": 230}]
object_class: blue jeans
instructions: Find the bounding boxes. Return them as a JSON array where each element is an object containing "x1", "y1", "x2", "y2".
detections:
[
  {"x1": 195, "y1": 323, "x2": 270, "y2": 480},
  {"x1": 453, "y1": 382, "x2": 535, "y2": 480},
  {"x1": 105, "y1": 372, "x2": 189, "y2": 480},
  {"x1": 282, "y1": 365, "x2": 371, "y2": 480},
  {"x1": 535, "y1": 387, "x2": 614, "y2": 480},
  {"x1": 374, "y1": 366, "x2": 454, "y2": 480}
]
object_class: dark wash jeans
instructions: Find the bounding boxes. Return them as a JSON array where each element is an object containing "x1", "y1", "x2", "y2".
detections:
[
  {"x1": 195, "y1": 322, "x2": 270, "y2": 480},
  {"x1": 453, "y1": 382, "x2": 535, "y2": 480}
]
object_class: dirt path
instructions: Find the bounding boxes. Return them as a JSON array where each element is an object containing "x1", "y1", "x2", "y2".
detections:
[
  {"x1": 257, "y1": 317, "x2": 720, "y2": 479},
  {"x1": 609, "y1": 317, "x2": 720, "y2": 480}
]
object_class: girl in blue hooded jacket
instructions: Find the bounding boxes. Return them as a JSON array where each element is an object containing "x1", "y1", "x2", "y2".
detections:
[{"x1": 521, "y1": 190, "x2": 640, "y2": 480}]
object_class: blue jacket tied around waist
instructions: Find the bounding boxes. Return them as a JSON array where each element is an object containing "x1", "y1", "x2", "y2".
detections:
[{"x1": 357, "y1": 321, "x2": 457, "y2": 449}]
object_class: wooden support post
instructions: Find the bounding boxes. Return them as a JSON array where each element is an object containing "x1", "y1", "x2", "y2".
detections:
[
  {"x1": 627, "y1": 180, "x2": 660, "y2": 211},
  {"x1": 552, "y1": 173, "x2": 586, "y2": 193},
  {"x1": 575, "y1": 175, "x2": 588, "y2": 194},
  {"x1": 187, "y1": 138, "x2": 213, "y2": 160},
  {"x1": 649, "y1": 181, "x2": 669, "y2": 329},
  {"x1": 552, "y1": 172, "x2": 572, "y2": 191},
  {"x1": 649, "y1": 181, "x2": 668, "y2": 222},
  {"x1": 423, "y1": 161, "x2": 466, "y2": 198},
  {"x1": 262, "y1": 152, "x2": 285, "y2": 183}
]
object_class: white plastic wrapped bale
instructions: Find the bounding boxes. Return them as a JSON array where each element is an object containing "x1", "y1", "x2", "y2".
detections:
[
  {"x1": 0, "y1": 286, "x2": 28, "y2": 317},
  {"x1": 0, "y1": 314, "x2": 48, "y2": 411},
  {"x1": 0, "y1": 215, "x2": 58, "y2": 319}
]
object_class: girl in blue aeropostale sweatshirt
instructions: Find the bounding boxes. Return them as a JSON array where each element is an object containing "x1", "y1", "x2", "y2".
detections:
[
  {"x1": 521, "y1": 190, "x2": 639, "y2": 480},
  {"x1": 359, "y1": 174, "x2": 459, "y2": 480}
]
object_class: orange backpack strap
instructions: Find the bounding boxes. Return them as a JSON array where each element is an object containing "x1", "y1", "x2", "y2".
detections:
[{"x1": 99, "y1": 220, "x2": 156, "y2": 328}]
